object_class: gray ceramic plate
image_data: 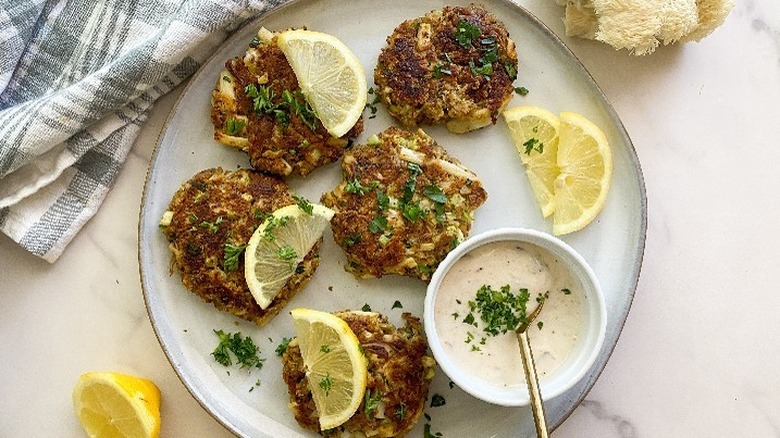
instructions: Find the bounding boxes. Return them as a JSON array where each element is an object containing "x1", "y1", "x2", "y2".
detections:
[{"x1": 139, "y1": 0, "x2": 646, "y2": 436}]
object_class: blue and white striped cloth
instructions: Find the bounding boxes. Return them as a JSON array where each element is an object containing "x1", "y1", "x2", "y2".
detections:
[{"x1": 0, "y1": 0, "x2": 280, "y2": 262}]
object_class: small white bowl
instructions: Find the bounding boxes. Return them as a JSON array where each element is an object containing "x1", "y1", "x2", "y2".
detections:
[{"x1": 423, "y1": 227, "x2": 607, "y2": 406}]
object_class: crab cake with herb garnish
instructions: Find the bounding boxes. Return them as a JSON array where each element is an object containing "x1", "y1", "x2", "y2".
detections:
[
  {"x1": 211, "y1": 28, "x2": 364, "y2": 177},
  {"x1": 282, "y1": 311, "x2": 435, "y2": 437},
  {"x1": 374, "y1": 4, "x2": 518, "y2": 133},
  {"x1": 321, "y1": 127, "x2": 487, "y2": 281},
  {"x1": 159, "y1": 168, "x2": 320, "y2": 325}
]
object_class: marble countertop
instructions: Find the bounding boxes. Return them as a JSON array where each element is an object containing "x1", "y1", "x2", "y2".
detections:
[{"x1": 2, "y1": 1, "x2": 779, "y2": 436}]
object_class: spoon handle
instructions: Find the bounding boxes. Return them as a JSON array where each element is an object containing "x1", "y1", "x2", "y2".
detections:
[{"x1": 518, "y1": 331, "x2": 549, "y2": 438}]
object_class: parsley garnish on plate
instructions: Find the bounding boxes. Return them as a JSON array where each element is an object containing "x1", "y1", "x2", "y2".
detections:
[{"x1": 211, "y1": 330, "x2": 265, "y2": 369}]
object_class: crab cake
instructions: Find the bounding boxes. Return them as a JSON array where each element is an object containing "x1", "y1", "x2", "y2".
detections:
[
  {"x1": 159, "y1": 168, "x2": 320, "y2": 325},
  {"x1": 321, "y1": 127, "x2": 487, "y2": 281},
  {"x1": 375, "y1": 4, "x2": 518, "y2": 133},
  {"x1": 282, "y1": 311, "x2": 435, "y2": 437},
  {"x1": 211, "y1": 28, "x2": 364, "y2": 176}
]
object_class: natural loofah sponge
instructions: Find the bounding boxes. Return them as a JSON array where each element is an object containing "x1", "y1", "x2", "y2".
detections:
[{"x1": 556, "y1": 0, "x2": 735, "y2": 55}]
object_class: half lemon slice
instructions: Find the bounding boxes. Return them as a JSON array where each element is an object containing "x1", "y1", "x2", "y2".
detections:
[
  {"x1": 72, "y1": 372, "x2": 161, "y2": 438},
  {"x1": 552, "y1": 111, "x2": 612, "y2": 235},
  {"x1": 502, "y1": 106, "x2": 561, "y2": 218},
  {"x1": 244, "y1": 203, "x2": 334, "y2": 309},
  {"x1": 291, "y1": 308, "x2": 368, "y2": 430},
  {"x1": 277, "y1": 29, "x2": 367, "y2": 138}
]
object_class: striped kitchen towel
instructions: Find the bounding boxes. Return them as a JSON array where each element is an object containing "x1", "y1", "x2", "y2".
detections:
[{"x1": 0, "y1": 0, "x2": 283, "y2": 262}]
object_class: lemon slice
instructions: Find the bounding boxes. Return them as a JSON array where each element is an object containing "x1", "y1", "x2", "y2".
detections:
[
  {"x1": 72, "y1": 372, "x2": 161, "y2": 438},
  {"x1": 277, "y1": 29, "x2": 367, "y2": 138},
  {"x1": 502, "y1": 106, "x2": 561, "y2": 218},
  {"x1": 553, "y1": 111, "x2": 612, "y2": 235},
  {"x1": 290, "y1": 308, "x2": 368, "y2": 430},
  {"x1": 244, "y1": 203, "x2": 334, "y2": 309}
]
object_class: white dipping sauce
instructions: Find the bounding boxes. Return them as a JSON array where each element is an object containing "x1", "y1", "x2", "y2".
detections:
[{"x1": 434, "y1": 240, "x2": 584, "y2": 388}]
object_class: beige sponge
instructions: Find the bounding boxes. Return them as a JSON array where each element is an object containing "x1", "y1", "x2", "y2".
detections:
[{"x1": 559, "y1": 0, "x2": 735, "y2": 55}]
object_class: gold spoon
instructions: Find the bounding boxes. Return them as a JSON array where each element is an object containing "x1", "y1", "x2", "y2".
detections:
[{"x1": 516, "y1": 300, "x2": 548, "y2": 438}]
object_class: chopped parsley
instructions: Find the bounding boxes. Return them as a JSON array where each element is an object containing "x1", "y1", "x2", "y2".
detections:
[
  {"x1": 364, "y1": 389, "x2": 382, "y2": 417},
  {"x1": 395, "y1": 403, "x2": 407, "y2": 420},
  {"x1": 211, "y1": 330, "x2": 265, "y2": 369},
  {"x1": 430, "y1": 393, "x2": 446, "y2": 407},
  {"x1": 523, "y1": 137, "x2": 544, "y2": 155},
  {"x1": 392, "y1": 300, "x2": 403, "y2": 309},
  {"x1": 277, "y1": 245, "x2": 298, "y2": 261},
  {"x1": 224, "y1": 117, "x2": 246, "y2": 135},
  {"x1": 260, "y1": 215, "x2": 290, "y2": 241},
  {"x1": 343, "y1": 233, "x2": 362, "y2": 247},
  {"x1": 424, "y1": 422, "x2": 443, "y2": 438},
  {"x1": 199, "y1": 216, "x2": 223, "y2": 234},
  {"x1": 345, "y1": 179, "x2": 369, "y2": 195},
  {"x1": 244, "y1": 84, "x2": 319, "y2": 131},
  {"x1": 319, "y1": 374, "x2": 333, "y2": 396},
  {"x1": 472, "y1": 284, "x2": 545, "y2": 336},
  {"x1": 432, "y1": 60, "x2": 452, "y2": 79},
  {"x1": 361, "y1": 303, "x2": 372, "y2": 312},
  {"x1": 514, "y1": 86, "x2": 529, "y2": 96},
  {"x1": 423, "y1": 185, "x2": 448, "y2": 204},
  {"x1": 293, "y1": 195, "x2": 314, "y2": 215},
  {"x1": 275, "y1": 337, "x2": 292, "y2": 356},
  {"x1": 223, "y1": 242, "x2": 246, "y2": 272},
  {"x1": 375, "y1": 190, "x2": 390, "y2": 210},
  {"x1": 469, "y1": 59, "x2": 493, "y2": 78},
  {"x1": 320, "y1": 344, "x2": 331, "y2": 353},
  {"x1": 402, "y1": 201, "x2": 423, "y2": 222},
  {"x1": 537, "y1": 321, "x2": 544, "y2": 330},
  {"x1": 366, "y1": 87, "x2": 381, "y2": 119},
  {"x1": 561, "y1": 288, "x2": 572, "y2": 295},
  {"x1": 368, "y1": 215, "x2": 388, "y2": 233},
  {"x1": 455, "y1": 19, "x2": 481, "y2": 48}
]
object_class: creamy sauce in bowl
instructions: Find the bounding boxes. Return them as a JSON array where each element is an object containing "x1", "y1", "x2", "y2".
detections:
[{"x1": 433, "y1": 240, "x2": 584, "y2": 388}]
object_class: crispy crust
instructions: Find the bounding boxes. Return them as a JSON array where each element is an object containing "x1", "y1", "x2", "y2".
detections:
[
  {"x1": 321, "y1": 127, "x2": 487, "y2": 281},
  {"x1": 374, "y1": 4, "x2": 518, "y2": 132},
  {"x1": 282, "y1": 312, "x2": 435, "y2": 437},
  {"x1": 160, "y1": 168, "x2": 319, "y2": 325},
  {"x1": 211, "y1": 31, "x2": 363, "y2": 176}
]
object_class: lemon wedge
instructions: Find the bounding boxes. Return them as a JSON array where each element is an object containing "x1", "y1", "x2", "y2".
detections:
[
  {"x1": 244, "y1": 203, "x2": 334, "y2": 309},
  {"x1": 502, "y1": 106, "x2": 561, "y2": 218},
  {"x1": 290, "y1": 308, "x2": 368, "y2": 430},
  {"x1": 277, "y1": 29, "x2": 367, "y2": 138},
  {"x1": 552, "y1": 111, "x2": 612, "y2": 235},
  {"x1": 503, "y1": 107, "x2": 612, "y2": 235},
  {"x1": 72, "y1": 372, "x2": 161, "y2": 438}
]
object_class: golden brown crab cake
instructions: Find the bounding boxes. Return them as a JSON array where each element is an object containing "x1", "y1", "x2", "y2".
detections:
[
  {"x1": 321, "y1": 127, "x2": 487, "y2": 281},
  {"x1": 159, "y1": 167, "x2": 320, "y2": 325},
  {"x1": 281, "y1": 311, "x2": 435, "y2": 437},
  {"x1": 211, "y1": 28, "x2": 364, "y2": 176},
  {"x1": 374, "y1": 4, "x2": 518, "y2": 133}
]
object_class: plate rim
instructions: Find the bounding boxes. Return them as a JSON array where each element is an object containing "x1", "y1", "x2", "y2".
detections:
[{"x1": 138, "y1": 0, "x2": 647, "y2": 436}]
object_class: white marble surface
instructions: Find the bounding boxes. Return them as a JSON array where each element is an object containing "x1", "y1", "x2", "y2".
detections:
[{"x1": 2, "y1": 0, "x2": 779, "y2": 436}]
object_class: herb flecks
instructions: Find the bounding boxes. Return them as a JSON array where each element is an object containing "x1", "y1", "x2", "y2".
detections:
[
  {"x1": 212, "y1": 330, "x2": 265, "y2": 369},
  {"x1": 430, "y1": 393, "x2": 446, "y2": 407},
  {"x1": 275, "y1": 337, "x2": 292, "y2": 356},
  {"x1": 364, "y1": 389, "x2": 382, "y2": 417},
  {"x1": 514, "y1": 86, "x2": 529, "y2": 96},
  {"x1": 244, "y1": 84, "x2": 319, "y2": 132},
  {"x1": 523, "y1": 137, "x2": 544, "y2": 155},
  {"x1": 293, "y1": 195, "x2": 314, "y2": 215},
  {"x1": 223, "y1": 242, "x2": 246, "y2": 272},
  {"x1": 471, "y1": 285, "x2": 550, "y2": 337},
  {"x1": 455, "y1": 19, "x2": 481, "y2": 48},
  {"x1": 224, "y1": 117, "x2": 247, "y2": 135},
  {"x1": 319, "y1": 374, "x2": 333, "y2": 396},
  {"x1": 366, "y1": 87, "x2": 381, "y2": 119}
]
